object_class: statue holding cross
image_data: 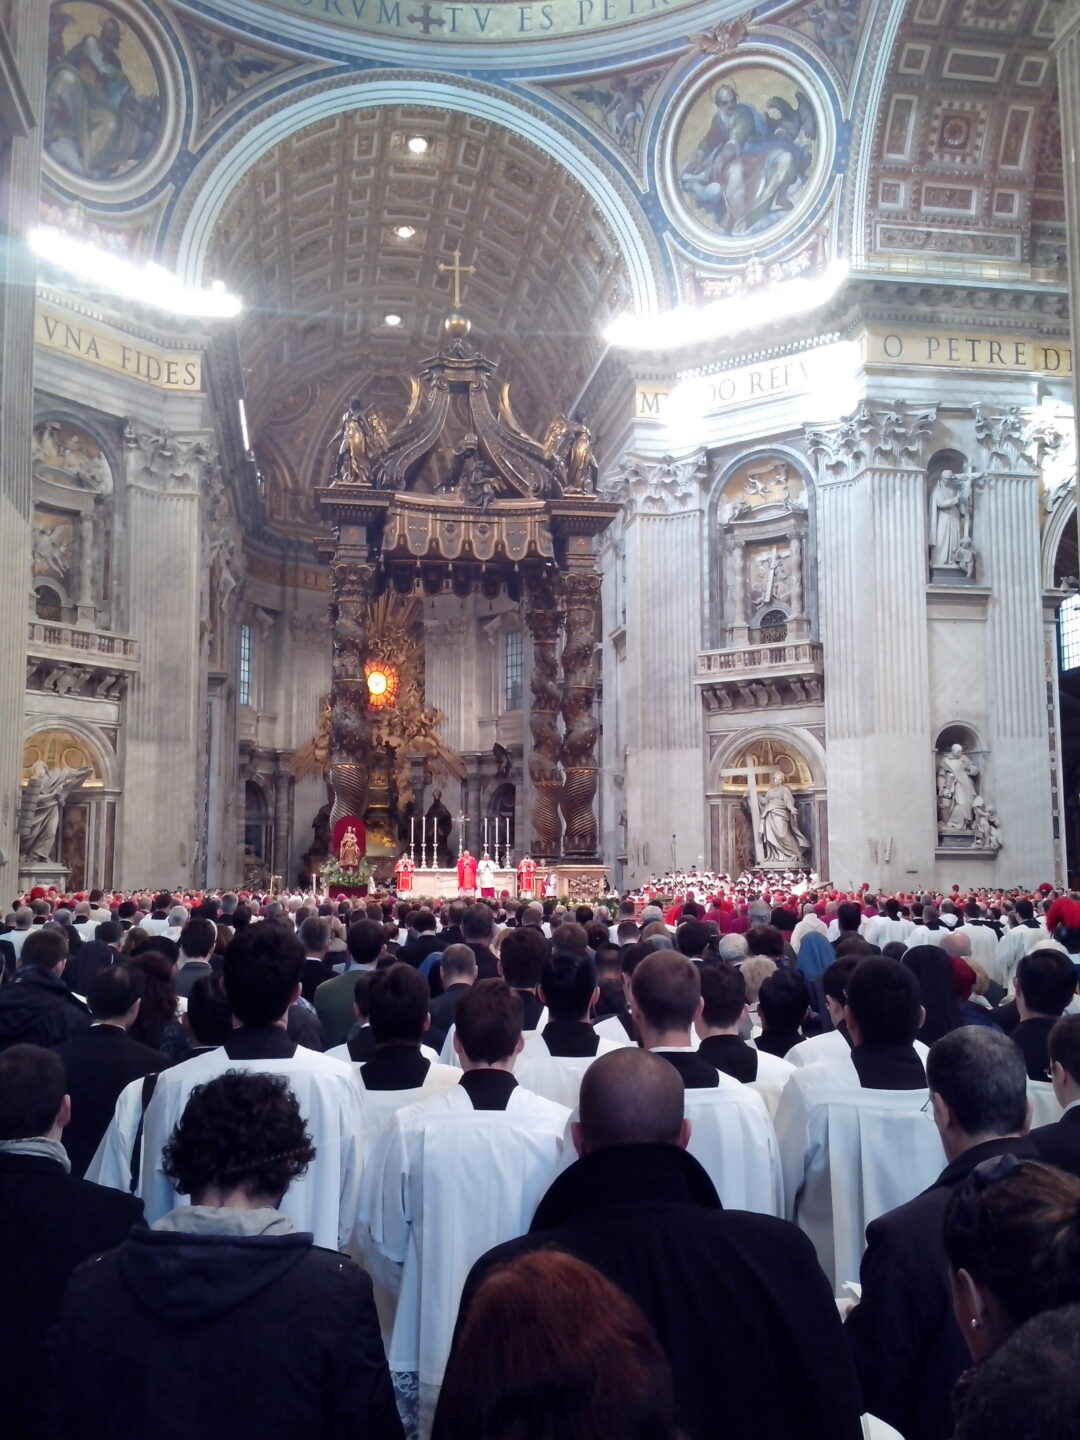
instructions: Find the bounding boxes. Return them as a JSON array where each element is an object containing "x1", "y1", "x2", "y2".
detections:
[{"x1": 721, "y1": 759, "x2": 810, "y2": 868}]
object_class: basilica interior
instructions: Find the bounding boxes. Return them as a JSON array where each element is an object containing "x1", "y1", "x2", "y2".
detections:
[{"x1": 2, "y1": 0, "x2": 1079, "y2": 897}]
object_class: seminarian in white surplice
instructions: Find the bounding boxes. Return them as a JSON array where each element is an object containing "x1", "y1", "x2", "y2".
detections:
[
  {"x1": 629, "y1": 950, "x2": 782, "y2": 1215},
  {"x1": 774, "y1": 957, "x2": 946, "y2": 1295},
  {"x1": 95, "y1": 924, "x2": 364, "y2": 1252},
  {"x1": 512, "y1": 951, "x2": 622, "y2": 1108},
  {"x1": 356, "y1": 979, "x2": 569, "y2": 1432}
]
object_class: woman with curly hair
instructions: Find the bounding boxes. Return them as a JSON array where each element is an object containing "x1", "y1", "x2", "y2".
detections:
[
  {"x1": 126, "y1": 948, "x2": 188, "y2": 1063},
  {"x1": 47, "y1": 1071, "x2": 402, "y2": 1440}
]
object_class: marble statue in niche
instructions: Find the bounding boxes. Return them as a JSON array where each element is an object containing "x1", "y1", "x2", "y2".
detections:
[
  {"x1": 928, "y1": 465, "x2": 983, "y2": 580},
  {"x1": 760, "y1": 770, "x2": 810, "y2": 865},
  {"x1": 32, "y1": 511, "x2": 76, "y2": 591},
  {"x1": 19, "y1": 760, "x2": 93, "y2": 862},
  {"x1": 936, "y1": 743, "x2": 979, "y2": 833}
]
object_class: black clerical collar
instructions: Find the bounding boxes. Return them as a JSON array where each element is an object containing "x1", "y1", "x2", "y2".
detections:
[
  {"x1": 651, "y1": 1048, "x2": 720, "y2": 1089},
  {"x1": 459, "y1": 1069, "x2": 517, "y2": 1110},
  {"x1": 360, "y1": 1045, "x2": 431, "y2": 1091},
  {"x1": 347, "y1": 1025, "x2": 376, "y2": 1062},
  {"x1": 698, "y1": 1033, "x2": 758, "y2": 1083},
  {"x1": 850, "y1": 1042, "x2": 926, "y2": 1090},
  {"x1": 543, "y1": 1020, "x2": 600, "y2": 1058},
  {"x1": 223, "y1": 1026, "x2": 297, "y2": 1060}
]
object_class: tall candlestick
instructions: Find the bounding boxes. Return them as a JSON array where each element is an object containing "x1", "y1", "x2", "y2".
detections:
[
  {"x1": 421, "y1": 816, "x2": 427, "y2": 868},
  {"x1": 483, "y1": 816, "x2": 488, "y2": 852},
  {"x1": 410, "y1": 816, "x2": 416, "y2": 862}
]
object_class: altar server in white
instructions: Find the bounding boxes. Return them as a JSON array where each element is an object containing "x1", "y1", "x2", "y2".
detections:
[
  {"x1": 774, "y1": 957, "x2": 945, "y2": 1294},
  {"x1": 113, "y1": 922, "x2": 364, "y2": 1251},
  {"x1": 356, "y1": 979, "x2": 569, "y2": 1433}
]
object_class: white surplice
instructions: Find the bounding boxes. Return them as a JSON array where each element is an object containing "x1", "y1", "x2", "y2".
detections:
[
  {"x1": 773, "y1": 1057, "x2": 945, "y2": 1295},
  {"x1": 132, "y1": 1044, "x2": 364, "y2": 1250},
  {"x1": 785, "y1": 1031, "x2": 930, "y2": 1069},
  {"x1": 439, "y1": 1012, "x2": 548, "y2": 1067},
  {"x1": 679, "y1": 1071, "x2": 784, "y2": 1217},
  {"x1": 513, "y1": 1034, "x2": 623, "y2": 1109},
  {"x1": 744, "y1": 1047, "x2": 796, "y2": 1118},
  {"x1": 355, "y1": 1082, "x2": 569, "y2": 1393}
]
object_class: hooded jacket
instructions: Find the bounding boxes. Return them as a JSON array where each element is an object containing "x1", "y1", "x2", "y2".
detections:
[
  {"x1": 46, "y1": 1211, "x2": 403, "y2": 1440},
  {"x1": 0, "y1": 965, "x2": 90, "y2": 1053}
]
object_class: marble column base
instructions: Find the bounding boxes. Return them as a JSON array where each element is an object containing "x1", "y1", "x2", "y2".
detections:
[{"x1": 17, "y1": 860, "x2": 70, "y2": 894}]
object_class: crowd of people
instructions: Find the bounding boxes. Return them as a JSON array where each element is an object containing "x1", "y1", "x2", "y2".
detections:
[{"x1": 2, "y1": 876, "x2": 1080, "y2": 1439}]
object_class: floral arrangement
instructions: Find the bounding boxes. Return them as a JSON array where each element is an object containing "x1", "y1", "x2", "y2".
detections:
[{"x1": 320, "y1": 856, "x2": 373, "y2": 890}]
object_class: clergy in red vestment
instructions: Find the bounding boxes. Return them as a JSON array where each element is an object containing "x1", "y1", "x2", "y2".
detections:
[
  {"x1": 517, "y1": 855, "x2": 537, "y2": 897},
  {"x1": 457, "y1": 850, "x2": 478, "y2": 895},
  {"x1": 394, "y1": 853, "x2": 415, "y2": 894}
]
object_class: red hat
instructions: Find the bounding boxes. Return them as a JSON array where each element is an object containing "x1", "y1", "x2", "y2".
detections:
[
  {"x1": 1038, "y1": 882, "x2": 1054, "y2": 894},
  {"x1": 29, "y1": 886, "x2": 46, "y2": 900}
]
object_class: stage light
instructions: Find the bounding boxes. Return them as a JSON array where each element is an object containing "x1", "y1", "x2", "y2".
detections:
[
  {"x1": 604, "y1": 261, "x2": 849, "y2": 352},
  {"x1": 29, "y1": 226, "x2": 243, "y2": 318}
]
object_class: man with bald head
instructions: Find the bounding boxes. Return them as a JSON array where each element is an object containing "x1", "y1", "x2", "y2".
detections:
[{"x1": 451, "y1": 1048, "x2": 862, "y2": 1440}]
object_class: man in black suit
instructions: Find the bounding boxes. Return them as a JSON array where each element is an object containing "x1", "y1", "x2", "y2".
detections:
[
  {"x1": 437, "y1": 900, "x2": 467, "y2": 950},
  {"x1": 1010, "y1": 947, "x2": 1077, "y2": 1081},
  {"x1": 631, "y1": 950, "x2": 722, "y2": 1088},
  {"x1": 54, "y1": 965, "x2": 168, "y2": 1177},
  {"x1": 174, "y1": 917, "x2": 217, "y2": 999},
  {"x1": 63, "y1": 920, "x2": 124, "y2": 999},
  {"x1": 845, "y1": 1027, "x2": 1033, "y2": 1440},
  {"x1": 497, "y1": 924, "x2": 548, "y2": 1029},
  {"x1": 452, "y1": 1049, "x2": 862, "y2": 1440},
  {"x1": 462, "y1": 902, "x2": 500, "y2": 980},
  {"x1": 1029, "y1": 1013, "x2": 1080, "y2": 1176},
  {"x1": 0, "y1": 1044, "x2": 143, "y2": 1436},
  {"x1": 297, "y1": 915, "x2": 335, "y2": 1002},
  {"x1": 0, "y1": 927, "x2": 89, "y2": 1053},
  {"x1": 396, "y1": 908, "x2": 445, "y2": 970},
  {"x1": 427, "y1": 944, "x2": 476, "y2": 1033}
]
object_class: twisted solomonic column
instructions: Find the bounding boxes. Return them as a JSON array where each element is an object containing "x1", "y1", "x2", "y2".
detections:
[
  {"x1": 559, "y1": 569, "x2": 602, "y2": 859},
  {"x1": 525, "y1": 576, "x2": 564, "y2": 862}
]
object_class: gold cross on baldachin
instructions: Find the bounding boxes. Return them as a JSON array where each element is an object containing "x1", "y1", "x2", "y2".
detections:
[{"x1": 437, "y1": 247, "x2": 476, "y2": 309}]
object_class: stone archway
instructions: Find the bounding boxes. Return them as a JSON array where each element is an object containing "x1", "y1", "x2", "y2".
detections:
[{"x1": 706, "y1": 728, "x2": 826, "y2": 877}]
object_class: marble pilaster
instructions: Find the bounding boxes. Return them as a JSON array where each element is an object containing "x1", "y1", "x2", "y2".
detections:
[
  {"x1": 0, "y1": 4, "x2": 46, "y2": 888},
  {"x1": 117, "y1": 428, "x2": 210, "y2": 884}
]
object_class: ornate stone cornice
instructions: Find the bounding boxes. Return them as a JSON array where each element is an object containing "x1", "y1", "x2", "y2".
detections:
[{"x1": 602, "y1": 449, "x2": 709, "y2": 518}]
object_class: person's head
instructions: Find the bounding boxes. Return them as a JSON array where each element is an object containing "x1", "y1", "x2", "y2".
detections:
[
  {"x1": 11, "y1": 907, "x2": 32, "y2": 931},
  {"x1": 1049, "y1": 1014, "x2": 1080, "y2": 1108},
  {"x1": 696, "y1": 963, "x2": 747, "y2": 1036},
  {"x1": 952, "y1": 1304, "x2": 1080, "y2": 1440},
  {"x1": 184, "y1": 973, "x2": 233, "y2": 1048},
  {"x1": 836, "y1": 900, "x2": 863, "y2": 933},
  {"x1": 821, "y1": 954, "x2": 860, "y2": 1026},
  {"x1": 676, "y1": 919, "x2": 712, "y2": 960},
  {"x1": 453, "y1": 979, "x2": 523, "y2": 1069},
  {"x1": 926, "y1": 1027, "x2": 1029, "y2": 1160},
  {"x1": 440, "y1": 943, "x2": 478, "y2": 987},
  {"x1": 352, "y1": 971, "x2": 373, "y2": 1023},
  {"x1": 462, "y1": 904, "x2": 495, "y2": 944},
  {"x1": 433, "y1": 1249, "x2": 678, "y2": 1440},
  {"x1": 616, "y1": 920, "x2": 640, "y2": 944},
  {"x1": 1015, "y1": 898, "x2": 1035, "y2": 922},
  {"x1": 716, "y1": 932, "x2": 749, "y2": 964},
  {"x1": 540, "y1": 952, "x2": 598, "y2": 1023},
  {"x1": 845, "y1": 957, "x2": 924, "y2": 1047},
  {"x1": 549, "y1": 920, "x2": 589, "y2": 956},
  {"x1": 297, "y1": 916, "x2": 331, "y2": 958},
  {"x1": 584, "y1": 920, "x2": 611, "y2": 951},
  {"x1": 1016, "y1": 948, "x2": 1077, "y2": 1021},
  {"x1": 162, "y1": 1071, "x2": 316, "y2": 1208},
  {"x1": 940, "y1": 930, "x2": 972, "y2": 961},
  {"x1": 152, "y1": 892, "x2": 173, "y2": 917},
  {"x1": 739, "y1": 955, "x2": 776, "y2": 1004},
  {"x1": 521, "y1": 902, "x2": 545, "y2": 929},
  {"x1": 346, "y1": 918, "x2": 386, "y2": 968},
  {"x1": 574, "y1": 905, "x2": 595, "y2": 926},
  {"x1": 945, "y1": 1157, "x2": 1080, "y2": 1364},
  {"x1": 630, "y1": 952, "x2": 701, "y2": 1043},
  {"x1": 745, "y1": 924, "x2": 785, "y2": 961},
  {"x1": 757, "y1": 970, "x2": 810, "y2": 1037},
  {"x1": 0, "y1": 1045, "x2": 68, "y2": 1140},
  {"x1": 411, "y1": 908, "x2": 438, "y2": 935},
  {"x1": 498, "y1": 925, "x2": 549, "y2": 991},
  {"x1": 221, "y1": 923, "x2": 303, "y2": 1028},
  {"x1": 86, "y1": 963, "x2": 143, "y2": 1028},
  {"x1": 179, "y1": 917, "x2": 217, "y2": 963},
  {"x1": 367, "y1": 963, "x2": 430, "y2": 1046},
  {"x1": 575, "y1": 1047, "x2": 689, "y2": 1155},
  {"x1": 18, "y1": 927, "x2": 67, "y2": 973}
]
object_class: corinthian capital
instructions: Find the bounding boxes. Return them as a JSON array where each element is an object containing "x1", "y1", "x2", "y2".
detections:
[
  {"x1": 602, "y1": 449, "x2": 709, "y2": 517},
  {"x1": 124, "y1": 423, "x2": 216, "y2": 495}
]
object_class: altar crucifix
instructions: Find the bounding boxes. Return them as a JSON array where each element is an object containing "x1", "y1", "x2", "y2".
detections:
[
  {"x1": 720, "y1": 760, "x2": 777, "y2": 867},
  {"x1": 455, "y1": 809, "x2": 468, "y2": 860},
  {"x1": 437, "y1": 248, "x2": 476, "y2": 309}
]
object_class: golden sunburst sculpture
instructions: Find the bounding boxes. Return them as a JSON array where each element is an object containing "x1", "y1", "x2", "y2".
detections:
[{"x1": 290, "y1": 594, "x2": 465, "y2": 819}]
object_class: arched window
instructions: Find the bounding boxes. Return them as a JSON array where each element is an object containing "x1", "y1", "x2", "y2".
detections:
[
  {"x1": 759, "y1": 609, "x2": 788, "y2": 643},
  {"x1": 35, "y1": 586, "x2": 63, "y2": 622},
  {"x1": 1060, "y1": 593, "x2": 1080, "y2": 672}
]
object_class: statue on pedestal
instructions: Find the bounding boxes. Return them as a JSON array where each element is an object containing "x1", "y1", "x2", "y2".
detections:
[
  {"x1": 928, "y1": 467, "x2": 982, "y2": 578},
  {"x1": 937, "y1": 743, "x2": 979, "y2": 833},
  {"x1": 759, "y1": 771, "x2": 810, "y2": 865},
  {"x1": 339, "y1": 825, "x2": 362, "y2": 870},
  {"x1": 19, "y1": 761, "x2": 93, "y2": 863}
]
